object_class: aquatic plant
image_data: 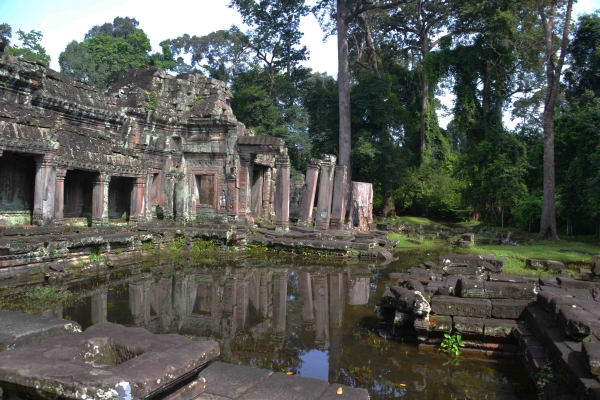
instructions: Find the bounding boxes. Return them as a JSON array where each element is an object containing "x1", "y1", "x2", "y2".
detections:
[{"x1": 438, "y1": 333, "x2": 465, "y2": 356}]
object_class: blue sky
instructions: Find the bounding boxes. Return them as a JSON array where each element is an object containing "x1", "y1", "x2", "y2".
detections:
[{"x1": 2, "y1": 0, "x2": 599, "y2": 128}]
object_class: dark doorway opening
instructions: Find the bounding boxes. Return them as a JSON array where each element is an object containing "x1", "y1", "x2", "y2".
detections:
[
  {"x1": 108, "y1": 177, "x2": 134, "y2": 221},
  {"x1": 0, "y1": 151, "x2": 36, "y2": 225},
  {"x1": 63, "y1": 170, "x2": 94, "y2": 219}
]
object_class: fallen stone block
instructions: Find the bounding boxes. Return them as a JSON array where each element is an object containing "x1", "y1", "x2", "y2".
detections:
[
  {"x1": 453, "y1": 316, "x2": 484, "y2": 340},
  {"x1": 0, "y1": 322, "x2": 219, "y2": 399},
  {"x1": 491, "y1": 299, "x2": 535, "y2": 319},
  {"x1": 379, "y1": 285, "x2": 430, "y2": 317},
  {"x1": 526, "y1": 259, "x2": 544, "y2": 270},
  {"x1": 567, "y1": 288, "x2": 593, "y2": 301},
  {"x1": 430, "y1": 295, "x2": 491, "y2": 318},
  {"x1": 539, "y1": 277, "x2": 560, "y2": 287},
  {"x1": 546, "y1": 260, "x2": 565, "y2": 274},
  {"x1": 537, "y1": 286, "x2": 571, "y2": 311},
  {"x1": 488, "y1": 273, "x2": 529, "y2": 283},
  {"x1": 455, "y1": 278, "x2": 486, "y2": 298},
  {"x1": 583, "y1": 342, "x2": 600, "y2": 376},
  {"x1": 592, "y1": 261, "x2": 600, "y2": 276},
  {"x1": 456, "y1": 278, "x2": 535, "y2": 299},
  {"x1": 557, "y1": 305, "x2": 600, "y2": 342},
  {"x1": 393, "y1": 311, "x2": 415, "y2": 328},
  {"x1": 557, "y1": 277, "x2": 600, "y2": 291}
]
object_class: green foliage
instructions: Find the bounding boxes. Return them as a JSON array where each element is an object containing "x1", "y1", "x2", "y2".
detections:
[
  {"x1": 59, "y1": 17, "x2": 173, "y2": 91},
  {"x1": 438, "y1": 333, "x2": 465, "y2": 356},
  {"x1": 0, "y1": 286, "x2": 74, "y2": 314},
  {"x1": 89, "y1": 253, "x2": 101, "y2": 263},
  {"x1": 4, "y1": 28, "x2": 51, "y2": 66},
  {"x1": 144, "y1": 88, "x2": 159, "y2": 112}
]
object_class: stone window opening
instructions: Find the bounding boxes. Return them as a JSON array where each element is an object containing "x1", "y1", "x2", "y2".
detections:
[
  {"x1": 108, "y1": 177, "x2": 135, "y2": 221},
  {"x1": 63, "y1": 170, "x2": 94, "y2": 220}
]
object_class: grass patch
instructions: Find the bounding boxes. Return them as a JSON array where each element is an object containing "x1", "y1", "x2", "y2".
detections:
[
  {"x1": 388, "y1": 233, "x2": 449, "y2": 252},
  {"x1": 381, "y1": 216, "x2": 449, "y2": 229},
  {"x1": 467, "y1": 236, "x2": 599, "y2": 277}
]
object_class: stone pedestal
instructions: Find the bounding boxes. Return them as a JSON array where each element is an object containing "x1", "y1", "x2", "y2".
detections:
[
  {"x1": 54, "y1": 168, "x2": 67, "y2": 225},
  {"x1": 274, "y1": 154, "x2": 290, "y2": 232},
  {"x1": 330, "y1": 165, "x2": 347, "y2": 230},
  {"x1": 33, "y1": 154, "x2": 57, "y2": 226},
  {"x1": 92, "y1": 173, "x2": 110, "y2": 226},
  {"x1": 348, "y1": 182, "x2": 373, "y2": 232},
  {"x1": 298, "y1": 159, "x2": 321, "y2": 227},
  {"x1": 314, "y1": 154, "x2": 336, "y2": 230}
]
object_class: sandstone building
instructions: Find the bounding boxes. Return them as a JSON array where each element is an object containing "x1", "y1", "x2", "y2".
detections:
[{"x1": 0, "y1": 54, "x2": 291, "y2": 229}]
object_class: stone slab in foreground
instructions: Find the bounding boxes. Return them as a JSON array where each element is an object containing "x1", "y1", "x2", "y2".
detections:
[
  {"x1": 0, "y1": 322, "x2": 219, "y2": 399},
  {"x1": 200, "y1": 361, "x2": 369, "y2": 400},
  {"x1": 0, "y1": 310, "x2": 81, "y2": 352}
]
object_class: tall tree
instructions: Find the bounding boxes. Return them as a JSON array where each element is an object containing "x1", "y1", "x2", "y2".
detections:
[
  {"x1": 313, "y1": 0, "x2": 405, "y2": 175},
  {"x1": 537, "y1": 0, "x2": 574, "y2": 239}
]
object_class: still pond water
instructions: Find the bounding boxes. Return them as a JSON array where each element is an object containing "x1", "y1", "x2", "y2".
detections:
[{"x1": 12, "y1": 252, "x2": 536, "y2": 399}]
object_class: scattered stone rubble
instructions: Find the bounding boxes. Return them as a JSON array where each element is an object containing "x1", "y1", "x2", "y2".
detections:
[{"x1": 376, "y1": 253, "x2": 600, "y2": 399}]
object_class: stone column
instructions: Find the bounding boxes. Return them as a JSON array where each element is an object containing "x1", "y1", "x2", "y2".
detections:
[
  {"x1": 259, "y1": 269, "x2": 272, "y2": 319},
  {"x1": 274, "y1": 153, "x2": 290, "y2": 232},
  {"x1": 298, "y1": 272, "x2": 315, "y2": 329},
  {"x1": 92, "y1": 173, "x2": 110, "y2": 226},
  {"x1": 272, "y1": 269, "x2": 288, "y2": 344},
  {"x1": 261, "y1": 168, "x2": 272, "y2": 220},
  {"x1": 174, "y1": 174, "x2": 189, "y2": 224},
  {"x1": 313, "y1": 272, "x2": 329, "y2": 349},
  {"x1": 33, "y1": 154, "x2": 57, "y2": 226},
  {"x1": 314, "y1": 154, "x2": 336, "y2": 230},
  {"x1": 163, "y1": 173, "x2": 175, "y2": 220},
  {"x1": 298, "y1": 159, "x2": 321, "y2": 227},
  {"x1": 54, "y1": 168, "x2": 67, "y2": 225},
  {"x1": 91, "y1": 291, "x2": 108, "y2": 325},
  {"x1": 330, "y1": 165, "x2": 347, "y2": 229},
  {"x1": 226, "y1": 173, "x2": 238, "y2": 221},
  {"x1": 129, "y1": 177, "x2": 146, "y2": 223},
  {"x1": 348, "y1": 270, "x2": 371, "y2": 305},
  {"x1": 145, "y1": 171, "x2": 153, "y2": 219},
  {"x1": 238, "y1": 153, "x2": 253, "y2": 225}
]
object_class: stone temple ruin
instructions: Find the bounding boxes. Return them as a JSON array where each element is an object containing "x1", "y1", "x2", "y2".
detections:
[{"x1": 0, "y1": 52, "x2": 372, "y2": 231}]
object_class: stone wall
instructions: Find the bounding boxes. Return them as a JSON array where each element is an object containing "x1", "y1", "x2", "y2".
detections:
[{"x1": 0, "y1": 54, "x2": 288, "y2": 228}]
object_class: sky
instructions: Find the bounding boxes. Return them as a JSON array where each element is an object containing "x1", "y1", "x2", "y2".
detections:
[{"x1": 2, "y1": 0, "x2": 600, "y2": 128}]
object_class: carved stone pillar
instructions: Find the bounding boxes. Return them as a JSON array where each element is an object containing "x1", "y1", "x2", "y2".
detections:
[
  {"x1": 238, "y1": 153, "x2": 253, "y2": 225},
  {"x1": 314, "y1": 154, "x2": 336, "y2": 230},
  {"x1": 274, "y1": 153, "x2": 290, "y2": 232},
  {"x1": 91, "y1": 291, "x2": 108, "y2": 325},
  {"x1": 226, "y1": 173, "x2": 238, "y2": 221},
  {"x1": 54, "y1": 168, "x2": 67, "y2": 225},
  {"x1": 33, "y1": 154, "x2": 57, "y2": 226},
  {"x1": 92, "y1": 173, "x2": 110, "y2": 226},
  {"x1": 298, "y1": 158, "x2": 322, "y2": 227},
  {"x1": 329, "y1": 272, "x2": 344, "y2": 328},
  {"x1": 174, "y1": 173, "x2": 190, "y2": 224},
  {"x1": 313, "y1": 272, "x2": 330, "y2": 349},
  {"x1": 261, "y1": 168, "x2": 272, "y2": 220},
  {"x1": 163, "y1": 173, "x2": 175, "y2": 220},
  {"x1": 129, "y1": 177, "x2": 146, "y2": 223},
  {"x1": 145, "y1": 171, "x2": 153, "y2": 219},
  {"x1": 298, "y1": 272, "x2": 315, "y2": 329},
  {"x1": 330, "y1": 165, "x2": 347, "y2": 229}
]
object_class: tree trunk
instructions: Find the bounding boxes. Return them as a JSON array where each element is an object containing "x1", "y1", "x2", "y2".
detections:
[
  {"x1": 419, "y1": 36, "x2": 429, "y2": 164},
  {"x1": 537, "y1": 0, "x2": 573, "y2": 240},
  {"x1": 337, "y1": 0, "x2": 351, "y2": 174},
  {"x1": 357, "y1": 13, "x2": 378, "y2": 75}
]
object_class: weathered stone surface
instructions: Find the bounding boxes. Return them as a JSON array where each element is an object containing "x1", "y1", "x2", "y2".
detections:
[
  {"x1": 557, "y1": 277, "x2": 600, "y2": 291},
  {"x1": 237, "y1": 372, "x2": 329, "y2": 400},
  {"x1": 380, "y1": 285, "x2": 430, "y2": 317},
  {"x1": 483, "y1": 319, "x2": 518, "y2": 341},
  {"x1": 0, "y1": 310, "x2": 81, "y2": 352},
  {"x1": 317, "y1": 383, "x2": 370, "y2": 400},
  {"x1": 456, "y1": 278, "x2": 536, "y2": 300},
  {"x1": 583, "y1": 342, "x2": 600, "y2": 376},
  {"x1": 526, "y1": 259, "x2": 544, "y2": 270},
  {"x1": 430, "y1": 295, "x2": 491, "y2": 318},
  {"x1": 557, "y1": 305, "x2": 600, "y2": 341},
  {"x1": 453, "y1": 317, "x2": 484, "y2": 340},
  {"x1": 546, "y1": 260, "x2": 565, "y2": 274},
  {"x1": 347, "y1": 182, "x2": 373, "y2": 232},
  {"x1": 200, "y1": 361, "x2": 273, "y2": 399},
  {"x1": 427, "y1": 315, "x2": 452, "y2": 336},
  {"x1": 491, "y1": 299, "x2": 535, "y2": 319},
  {"x1": 400, "y1": 279, "x2": 425, "y2": 294},
  {"x1": 438, "y1": 254, "x2": 504, "y2": 273},
  {"x1": 0, "y1": 322, "x2": 219, "y2": 399}
]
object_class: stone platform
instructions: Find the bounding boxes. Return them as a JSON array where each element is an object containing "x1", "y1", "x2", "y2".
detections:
[
  {"x1": 198, "y1": 361, "x2": 369, "y2": 400},
  {"x1": 0, "y1": 322, "x2": 219, "y2": 399},
  {"x1": 0, "y1": 310, "x2": 81, "y2": 352}
]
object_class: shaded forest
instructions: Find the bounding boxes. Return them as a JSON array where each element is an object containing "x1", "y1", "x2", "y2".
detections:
[{"x1": 2, "y1": 0, "x2": 599, "y2": 237}]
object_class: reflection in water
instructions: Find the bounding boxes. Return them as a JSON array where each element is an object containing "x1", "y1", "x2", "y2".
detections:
[{"x1": 62, "y1": 263, "x2": 533, "y2": 400}]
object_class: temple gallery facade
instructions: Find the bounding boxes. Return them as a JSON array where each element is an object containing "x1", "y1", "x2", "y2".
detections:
[{"x1": 0, "y1": 52, "x2": 372, "y2": 231}]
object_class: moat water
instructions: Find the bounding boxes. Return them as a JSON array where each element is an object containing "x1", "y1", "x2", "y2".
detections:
[{"x1": 2, "y1": 251, "x2": 535, "y2": 399}]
